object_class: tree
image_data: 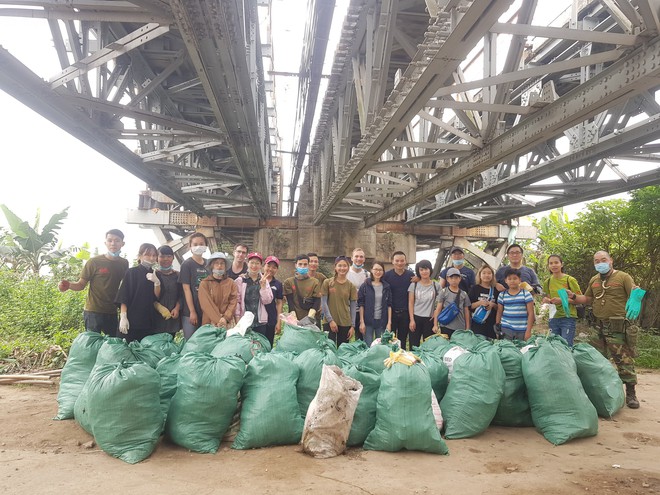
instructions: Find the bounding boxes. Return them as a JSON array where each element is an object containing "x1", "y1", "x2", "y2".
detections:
[{"x1": 0, "y1": 205, "x2": 69, "y2": 277}]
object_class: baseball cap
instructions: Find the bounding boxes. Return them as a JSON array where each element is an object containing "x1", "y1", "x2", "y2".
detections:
[
  {"x1": 450, "y1": 246, "x2": 464, "y2": 254},
  {"x1": 247, "y1": 252, "x2": 263, "y2": 262},
  {"x1": 264, "y1": 255, "x2": 280, "y2": 266},
  {"x1": 446, "y1": 267, "x2": 461, "y2": 277},
  {"x1": 207, "y1": 252, "x2": 228, "y2": 267}
]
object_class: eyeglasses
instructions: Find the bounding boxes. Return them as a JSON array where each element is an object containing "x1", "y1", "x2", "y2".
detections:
[{"x1": 508, "y1": 251, "x2": 523, "y2": 255}]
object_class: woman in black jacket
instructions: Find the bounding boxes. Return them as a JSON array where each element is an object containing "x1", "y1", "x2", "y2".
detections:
[{"x1": 358, "y1": 261, "x2": 392, "y2": 346}]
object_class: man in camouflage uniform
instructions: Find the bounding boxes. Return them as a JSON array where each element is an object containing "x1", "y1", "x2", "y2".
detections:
[{"x1": 570, "y1": 250, "x2": 639, "y2": 408}]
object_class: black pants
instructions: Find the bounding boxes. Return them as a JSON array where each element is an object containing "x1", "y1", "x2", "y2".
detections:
[
  {"x1": 391, "y1": 309, "x2": 410, "y2": 350},
  {"x1": 353, "y1": 312, "x2": 363, "y2": 340},
  {"x1": 324, "y1": 323, "x2": 352, "y2": 347},
  {"x1": 411, "y1": 315, "x2": 435, "y2": 348}
]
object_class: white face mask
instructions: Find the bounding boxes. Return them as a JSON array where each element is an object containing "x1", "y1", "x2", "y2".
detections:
[{"x1": 191, "y1": 246, "x2": 207, "y2": 256}]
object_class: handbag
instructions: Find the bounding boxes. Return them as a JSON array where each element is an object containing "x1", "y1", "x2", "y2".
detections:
[
  {"x1": 472, "y1": 287, "x2": 493, "y2": 325},
  {"x1": 438, "y1": 302, "x2": 460, "y2": 325}
]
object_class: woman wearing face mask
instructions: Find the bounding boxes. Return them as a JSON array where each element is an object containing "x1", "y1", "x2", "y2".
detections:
[
  {"x1": 178, "y1": 232, "x2": 209, "y2": 338},
  {"x1": 115, "y1": 243, "x2": 160, "y2": 343},
  {"x1": 198, "y1": 252, "x2": 238, "y2": 328},
  {"x1": 234, "y1": 252, "x2": 273, "y2": 339},
  {"x1": 153, "y1": 245, "x2": 182, "y2": 337}
]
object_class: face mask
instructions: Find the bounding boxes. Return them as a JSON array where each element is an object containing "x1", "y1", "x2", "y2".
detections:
[
  {"x1": 352, "y1": 263, "x2": 363, "y2": 269},
  {"x1": 107, "y1": 250, "x2": 121, "y2": 257},
  {"x1": 156, "y1": 264, "x2": 173, "y2": 272},
  {"x1": 296, "y1": 267, "x2": 309, "y2": 276},
  {"x1": 213, "y1": 269, "x2": 225, "y2": 277},
  {"x1": 452, "y1": 259, "x2": 464, "y2": 266},
  {"x1": 141, "y1": 260, "x2": 155, "y2": 269},
  {"x1": 595, "y1": 262, "x2": 610, "y2": 275},
  {"x1": 191, "y1": 246, "x2": 207, "y2": 256}
]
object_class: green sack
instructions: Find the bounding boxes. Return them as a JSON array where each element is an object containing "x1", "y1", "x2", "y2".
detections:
[
  {"x1": 342, "y1": 365, "x2": 380, "y2": 446},
  {"x1": 449, "y1": 329, "x2": 486, "y2": 349},
  {"x1": 181, "y1": 324, "x2": 226, "y2": 354},
  {"x1": 129, "y1": 340, "x2": 168, "y2": 368},
  {"x1": 364, "y1": 360, "x2": 449, "y2": 454},
  {"x1": 419, "y1": 334, "x2": 452, "y2": 353},
  {"x1": 85, "y1": 362, "x2": 164, "y2": 464},
  {"x1": 354, "y1": 343, "x2": 399, "y2": 374},
  {"x1": 294, "y1": 342, "x2": 341, "y2": 417},
  {"x1": 94, "y1": 337, "x2": 138, "y2": 366},
  {"x1": 491, "y1": 340, "x2": 533, "y2": 427},
  {"x1": 274, "y1": 322, "x2": 334, "y2": 354},
  {"x1": 211, "y1": 331, "x2": 270, "y2": 364},
  {"x1": 337, "y1": 340, "x2": 369, "y2": 361},
  {"x1": 572, "y1": 343, "x2": 624, "y2": 418},
  {"x1": 155, "y1": 353, "x2": 181, "y2": 422},
  {"x1": 441, "y1": 342, "x2": 505, "y2": 438},
  {"x1": 165, "y1": 353, "x2": 245, "y2": 453},
  {"x1": 522, "y1": 336, "x2": 598, "y2": 445},
  {"x1": 141, "y1": 333, "x2": 180, "y2": 356},
  {"x1": 415, "y1": 348, "x2": 450, "y2": 402},
  {"x1": 232, "y1": 352, "x2": 304, "y2": 449},
  {"x1": 56, "y1": 331, "x2": 105, "y2": 420},
  {"x1": 73, "y1": 377, "x2": 93, "y2": 435}
]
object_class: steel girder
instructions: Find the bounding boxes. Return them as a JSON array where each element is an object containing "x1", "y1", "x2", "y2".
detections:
[
  {"x1": 0, "y1": 0, "x2": 275, "y2": 221},
  {"x1": 311, "y1": 0, "x2": 660, "y2": 226}
]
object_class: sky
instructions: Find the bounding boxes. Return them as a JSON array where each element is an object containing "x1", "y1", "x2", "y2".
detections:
[{"x1": 0, "y1": 1, "x2": 636, "y2": 264}]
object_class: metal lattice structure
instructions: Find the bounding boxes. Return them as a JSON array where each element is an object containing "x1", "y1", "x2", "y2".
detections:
[
  {"x1": 0, "y1": 0, "x2": 279, "y2": 234},
  {"x1": 310, "y1": 0, "x2": 660, "y2": 227}
]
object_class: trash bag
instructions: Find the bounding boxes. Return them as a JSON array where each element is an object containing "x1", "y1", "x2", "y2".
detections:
[
  {"x1": 232, "y1": 352, "x2": 304, "y2": 449},
  {"x1": 302, "y1": 365, "x2": 362, "y2": 458},
  {"x1": 354, "y1": 342, "x2": 399, "y2": 374},
  {"x1": 491, "y1": 340, "x2": 533, "y2": 427},
  {"x1": 73, "y1": 377, "x2": 93, "y2": 435},
  {"x1": 84, "y1": 362, "x2": 164, "y2": 464},
  {"x1": 165, "y1": 353, "x2": 245, "y2": 453},
  {"x1": 273, "y1": 322, "x2": 333, "y2": 355},
  {"x1": 415, "y1": 348, "x2": 450, "y2": 402},
  {"x1": 294, "y1": 341, "x2": 341, "y2": 417},
  {"x1": 572, "y1": 343, "x2": 624, "y2": 418},
  {"x1": 440, "y1": 345, "x2": 469, "y2": 379},
  {"x1": 141, "y1": 333, "x2": 180, "y2": 356},
  {"x1": 449, "y1": 329, "x2": 486, "y2": 349},
  {"x1": 94, "y1": 337, "x2": 138, "y2": 367},
  {"x1": 181, "y1": 324, "x2": 226, "y2": 355},
  {"x1": 441, "y1": 341, "x2": 505, "y2": 439},
  {"x1": 522, "y1": 336, "x2": 598, "y2": 445},
  {"x1": 129, "y1": 340, "x2": 168, "y2": 368},
  {"x1": 364, "y1": 351, "x2": 449, "y2": 454},
  {"x1": 419, "y1": 334, "x2": 452, "y2": 354},
  {"x1": 337, "y1": 340, "x2": 369, "y2": 360},
  {"x1": 155, "y1": 353, "x2": 181, "y2": 422},
  {"x1": 211, "y1": 331, "x2": 271, "y2": 364},
  {"x1": 342, "y1": 365, "x2": 380, "y2": 446},
  {"x1": 55, "y1": 331, "x2": 105, "y2": 420}
]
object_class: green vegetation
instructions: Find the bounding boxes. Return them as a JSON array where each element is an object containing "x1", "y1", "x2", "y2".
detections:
[{"x1": 637, "y1": 330, "x2": 660, "y2": 369}]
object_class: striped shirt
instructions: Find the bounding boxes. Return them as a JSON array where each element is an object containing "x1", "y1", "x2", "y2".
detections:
[{"x1": 498, "y1": 289, "x2": 533, "y2": 333}]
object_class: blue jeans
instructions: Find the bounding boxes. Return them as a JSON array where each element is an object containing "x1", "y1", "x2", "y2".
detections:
[
  {"x1": 83, "y1": 310, "x2": 117, "y2": 337},
  {"x1": 364, "y1": 319, "x2": 386, "y2": 347},
  {"x1": 182, "y1": 316, "x2": 198, "y2": 340},
  {"x1": 549, "y1": 317, "x2": 577, "y2": 346}
]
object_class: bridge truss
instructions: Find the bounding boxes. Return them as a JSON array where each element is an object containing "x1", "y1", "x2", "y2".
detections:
[
  {"x1": 0, "y1": 0, "x2": 280, "y2": 233},
  {"x1": 310, "y1": 0, "x2": 660, "y2": 227}
]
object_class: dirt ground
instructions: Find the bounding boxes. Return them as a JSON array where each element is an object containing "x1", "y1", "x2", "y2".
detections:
[{"x1": 1, "y1": 371, "x2": 659, "y2": 495}]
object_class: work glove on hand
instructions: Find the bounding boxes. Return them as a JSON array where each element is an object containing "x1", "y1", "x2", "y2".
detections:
[
  {"x1": 626, "y1": 287, "x2": 646, "y2": 320},
  {"x1": 119, "y1": 312, "x2": 130, "y2": 334},
  {"x1": 146, "y1": 273, "x2": 160, "y2": 286},
  {"x1": 154, "y1": 302, "x2": 172, "y2": 320}
]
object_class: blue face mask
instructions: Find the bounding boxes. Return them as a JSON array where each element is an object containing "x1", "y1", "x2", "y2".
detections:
[
  {"x1": 296, "y1": 267, "x2": 309, "y2": 276},
  {"x1": 595, "y1": 262, "x2": 611, "y2": 275},
  {"x1": 452, "y1": 259, "x2": 464, "y2": 266},
  {"x1": 352, "y1": 263, "x2": 363, "y2": 269},
  {"x1": 156, "y1": 264, "x2": 173, "y2": 272},
  {"x1": 107, "y1": 250, "x2": 121, "y2": 257}
]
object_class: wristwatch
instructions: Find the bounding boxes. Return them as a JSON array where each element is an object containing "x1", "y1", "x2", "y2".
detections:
[{"x1": 570, "y1": 292, "x2": 577, "y2": 300}]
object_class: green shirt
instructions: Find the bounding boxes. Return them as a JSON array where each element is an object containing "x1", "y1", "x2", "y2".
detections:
[
  {"x1": 584, "y1": 270, "x2": 634, "y2": 320},
  {"x1": 543, "y1": 274, "x2": 581, "y2": 318},
  {"x1": 283, "y1": 276, "x2": 322, "y2": 319},
  {"x1": 80, "y1": 255, "x2": 129, "y2": 314},
  {"x1": 321, "y1": 277, "x2": 357, "y2": 327}
]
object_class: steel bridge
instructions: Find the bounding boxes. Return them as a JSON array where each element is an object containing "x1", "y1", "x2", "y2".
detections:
[{"x1": 0, "y1": 0, "x2": 659, "y2": 248}]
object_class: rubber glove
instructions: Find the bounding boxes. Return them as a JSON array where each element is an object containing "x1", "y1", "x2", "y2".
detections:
[
  {"x1": 153, "y1": 302, "x2": 171, "y2": 320},
  {"x1": 146, "y1": 273, "x2": 160, "y2": 286},
  {"x1": 626, "y1": 287, "x2": 646, "y2": 320},
  {"x1": 119, "y1": 312, "x2": 129, "y2": 334},
  {"x1": 520, "y1": 282, "x2": 533, "y2": 292},
  {"x1": 557, "y1": 288, "x2": 571, "y2": 316}
]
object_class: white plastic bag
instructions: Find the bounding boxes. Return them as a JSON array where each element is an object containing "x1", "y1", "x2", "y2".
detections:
[
  {"x1": 443, "y1": 345, "x2": 468, "y2": 379},
  {"x1": 302, "y1": 365, "x2": 362, "y2": 458}
]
